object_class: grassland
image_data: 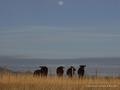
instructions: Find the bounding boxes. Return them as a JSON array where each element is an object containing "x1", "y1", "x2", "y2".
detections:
[{"x1": 0, "y1": 73, "x2": 120, "y2": 90}]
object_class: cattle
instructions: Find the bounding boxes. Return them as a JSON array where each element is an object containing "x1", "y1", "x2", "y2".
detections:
[
  {"x1": 56, "y1": 66, "x2": 64, "y2": 77},
  {"x1": 34, "y1": 66, "x2": 48, "y2": 77},
  {"x1": 77, "y1": 65, "x2": 86, "y2": 78},
  {"x1": 66, "y1": 66, "x2": 76, "y2": 78},
  {"x1": 33, "y1": 69, "x2": 41, "y2": 76}
]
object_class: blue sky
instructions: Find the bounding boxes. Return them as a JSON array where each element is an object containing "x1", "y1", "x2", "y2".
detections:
[{"x1": 0, "y1": 0, "x2": 120, "y2": 58}]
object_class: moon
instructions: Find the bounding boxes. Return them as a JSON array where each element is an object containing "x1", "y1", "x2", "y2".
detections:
[{"x1": 58, "y1": 1, "x2": 64, "y2": 6}]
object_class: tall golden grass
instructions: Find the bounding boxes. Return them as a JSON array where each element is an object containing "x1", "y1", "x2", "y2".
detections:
[{"x1": 0, "y1": 73, "x2": 120, "y2": 90}]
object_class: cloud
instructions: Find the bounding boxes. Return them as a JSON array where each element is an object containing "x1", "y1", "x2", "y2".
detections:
[
  {"x1": 0, "y1": 26, "x2": 120, "y2": 58},
  {"x1": 0, "y1": 25, "x2": 120, "y2": 46},
  {"x1": 0, "y1": 26, "x2": 120, "y2": 38},
  {"x1": 0, "y1": 26, "x2": 120, "y2": 46}
]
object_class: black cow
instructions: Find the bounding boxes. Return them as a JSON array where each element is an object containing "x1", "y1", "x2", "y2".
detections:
[
  {"x1": 66, "y1": 66, "x2": 76, "y2": 78},
  {"x1": 56, "y1": 66, "x2": 64, "y2": 77},
  {"x1": 34, "y1": 69, "x2": 41, "y2": 76},
  {"x1": 77, "y1": 65, "x2": 86, "y2": 78},
  {"x1": 34, "y1": 66, "x2": 48, "y2": 77}
]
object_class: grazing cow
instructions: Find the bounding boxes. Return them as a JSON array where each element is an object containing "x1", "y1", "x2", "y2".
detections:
[
  {"x1": 34, "y1": 66, "x2": 48, "y2": 77},
  {"x1": 56, "y1": 66, "x2": 64, "y2": 77},
  {"x1": 39, "y1": 66, "x2": 48, "y2": 77},
  {"x1": 66, "y1": 66, "x2": 76, "y2": 78},
  {"x1": 77, "y1": 65, "x2": 86, "y2": 78}
]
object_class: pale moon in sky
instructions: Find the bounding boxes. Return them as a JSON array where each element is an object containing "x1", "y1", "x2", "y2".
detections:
[{"x1": 58, "y1": 1, "x2": 64, "y2": 6}]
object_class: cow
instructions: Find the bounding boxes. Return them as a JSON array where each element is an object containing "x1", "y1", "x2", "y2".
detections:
[
  {"x1": 77, "y1": 65, "x2": 86, "y2": 78},
  {"x1": 66, "y1": 66, "x2": 76, "y2": 78},
  {"x1": 34, "y1": 69, "x2": 41, "y2": 76},
  {"x1": 34, "y1": 66, "x2": 48, "y2": 77},
  {"x1": 56, "y1": 66, "x2": 64, "y2": 77}
]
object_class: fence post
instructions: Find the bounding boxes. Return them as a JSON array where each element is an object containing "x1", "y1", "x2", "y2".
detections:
[{"x1": 95, "y1": 67, "x2": 98, "y2": 78}]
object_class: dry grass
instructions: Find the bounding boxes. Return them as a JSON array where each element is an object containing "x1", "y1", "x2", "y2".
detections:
[{"x1": 0, "y1": 73, "x2": 120, "y2": 90}]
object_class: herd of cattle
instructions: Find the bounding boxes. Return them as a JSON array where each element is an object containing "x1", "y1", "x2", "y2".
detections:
[{"x1": 34, "y1": 65, "x2": 86, "y2": 78}]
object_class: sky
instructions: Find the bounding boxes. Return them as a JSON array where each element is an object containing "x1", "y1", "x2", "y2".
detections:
[{"x1": 0, "y1": 0, "x2": 120, "y2": 59}]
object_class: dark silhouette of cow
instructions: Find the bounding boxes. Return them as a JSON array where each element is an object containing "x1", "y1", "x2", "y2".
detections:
[
  {"x1": 77, "y1": 65, "x2": 86, "y2": 78},
  {"x1": 56, "y1": 66, "x2": 64, "y2": 77},
  {"x1": 34, "y1": 69, "x2": 41, "y2": 76},
  {"x1": 34, "y1": 66, "x2": 48, "y2": 77},
  {"x1": 66, "y1": 66, "x2": 76, "y2": 78}
]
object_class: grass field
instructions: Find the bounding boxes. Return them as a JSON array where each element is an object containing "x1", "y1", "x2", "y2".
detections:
[{"x1": 0, "y1": 73, "x2": 120, "y2": 90}]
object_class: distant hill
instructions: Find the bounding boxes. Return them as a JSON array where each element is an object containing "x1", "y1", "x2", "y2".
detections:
[
  {"x1": 0, "y1": 56, "x2": 120, "y2": 76},
  {"x1": 0, "y1": 66, "x2": 33, "y2": 74},
  {"x1": 0, "y1": 66, "x2": 14, "y2": 73}
]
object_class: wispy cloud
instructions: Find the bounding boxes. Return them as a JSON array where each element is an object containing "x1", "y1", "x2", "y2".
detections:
[
  {"x1": 0, "y1": 26, "x2": 120, "y2": 38},
  {"x1": 0, "y1": 26, "x2": 120, "y2": 58}
]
